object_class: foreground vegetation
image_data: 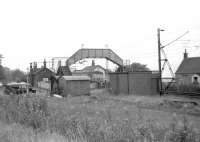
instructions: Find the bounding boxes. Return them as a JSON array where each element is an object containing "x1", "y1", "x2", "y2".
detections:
[
  {"x1": 0, "y1": 122, "x2": 66, "y2": 142},
  {"x1": 0, "y1": 93, "x2": 199, "y2": 142}
]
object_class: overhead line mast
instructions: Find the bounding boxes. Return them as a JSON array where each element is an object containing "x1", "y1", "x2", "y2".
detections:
[
  {"x1": 157, "y1": 28, "x2": 189, "y2": 96},
  {"x1": 157, "y1": 28, "x2": 164, "y2": 96}
]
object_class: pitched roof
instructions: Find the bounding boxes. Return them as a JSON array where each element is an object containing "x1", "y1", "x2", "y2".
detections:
[
  {"x1": 73, "y1": 71, "x2": 103, "y2": 75},
  {"x1": 32, "y1": 67, "x2": 55, "y2": 75},
  {"x1": 57, "y1": 66, "x2": 72, "y2": 76},
  {"x1": 82, "y1": 65, "x2": 105, "y2": 72},
  {"x1": 176, "y1": 57, "x2": 200, "y2": 74},
  {"x1": 62, "y1": 75, "x2": 90, "y2": 81}
]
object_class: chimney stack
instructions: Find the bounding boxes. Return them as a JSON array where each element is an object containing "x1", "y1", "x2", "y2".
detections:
[
  {"x1": 184, "y1": 49, "x2": 188, "y2": 59},
  {"x1": 58, "y1": 60, "x2": 61, "y2": 67},
  {"x1": 33, "y1": 62, "x2": 37, "y2": 71},
  {"x1": 92, "y1": 60, "x2": 95, "y2": 66},
  {"x1": 65, "y1": 60, "x2": 69, "y2": 66},
  {"x1": 43, "y1": 59, "x2": 46, "y2": 68},
  {"x1": 30, "y1": 63, "x2": 33, "y2": 72}
]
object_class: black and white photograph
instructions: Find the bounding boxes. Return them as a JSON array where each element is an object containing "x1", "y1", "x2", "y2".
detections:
[{"x1": 0, "y1": 0, "x2": 200, "y2": 141}]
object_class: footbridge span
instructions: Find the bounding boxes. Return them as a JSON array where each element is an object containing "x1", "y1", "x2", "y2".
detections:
[{"x1": 66, "y1": 48, "x2": 123, "y2": 67}]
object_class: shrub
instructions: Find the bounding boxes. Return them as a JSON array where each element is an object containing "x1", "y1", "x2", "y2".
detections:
[{"x1": 177, "y1": 84, "x2": 200, "y2": 94}]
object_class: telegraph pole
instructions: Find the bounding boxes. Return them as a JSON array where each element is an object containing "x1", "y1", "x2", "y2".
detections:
[{"x1": 157, "y1": 28, "x2": 164, "y2": 96}]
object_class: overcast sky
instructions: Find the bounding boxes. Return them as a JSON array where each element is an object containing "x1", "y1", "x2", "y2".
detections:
[{"x1": 0, "y1": 0, "x2": 200, "y2": 75}]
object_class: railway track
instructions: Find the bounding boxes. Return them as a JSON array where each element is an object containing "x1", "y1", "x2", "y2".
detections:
[
  {"x1": 167, "y1": 91, "x2": 200, "y2": 99},
  {"x1": 182, "y1": 92, "x2": 200, "y2": 99}
]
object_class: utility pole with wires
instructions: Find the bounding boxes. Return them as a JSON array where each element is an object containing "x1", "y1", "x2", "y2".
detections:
[
  {"x1": 157, "y1": 28, "x2": 164, "y2": 96},
  {"x1": 157, "y1": 28, "x2": 189, "y2": 96}
]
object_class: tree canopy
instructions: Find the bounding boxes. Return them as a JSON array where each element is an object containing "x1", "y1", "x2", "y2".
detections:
[
  {"x1": 0, "y1": 65, "x2": 5, "y2": 81},
  {"x1": 116, "y1": 62, "x2": 150, "y2": 72},
  {"x1": 0, "y1": 66, "x2": 26, "y2": 83}
]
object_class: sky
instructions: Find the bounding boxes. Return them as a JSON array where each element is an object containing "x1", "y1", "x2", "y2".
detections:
[{"x1": 0, "y1": 0, "x2": 200, "y2": 76}]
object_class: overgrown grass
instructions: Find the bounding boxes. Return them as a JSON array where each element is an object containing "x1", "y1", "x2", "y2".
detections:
[
  {"x1": 0, "y1": 94, "x2": 199, "y2": 142},
  {"x1": 0, "y1": 122, "x2": 66, "y2": 142},
  {"x1": 0, "y1": 95, "x2": 49, "y2": 130}
]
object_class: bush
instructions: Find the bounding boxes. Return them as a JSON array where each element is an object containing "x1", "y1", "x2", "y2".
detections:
[
  {"x1": 163, "y1": 82, "x2": 200, "y2": 94},
  {"x1": 177, "y1": 84, "x2": 200, "y2": 94},
  {"x1": 164, "y1": 82, "x2": 178, "y2": 92}
]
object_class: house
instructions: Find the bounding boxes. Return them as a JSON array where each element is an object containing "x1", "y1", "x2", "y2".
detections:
[
  {"x1": 175, "y1": 50, "x2": 200, "y2": 86},
  {"x1": 29, "y1": 60, "x2": 55, "y2": 90},
  {"x1": 58, "y1": 75, "x2": 90, "y2": 97},
  {"x1": 73, "y1": 60, "x2": 109, "y2": 85}
]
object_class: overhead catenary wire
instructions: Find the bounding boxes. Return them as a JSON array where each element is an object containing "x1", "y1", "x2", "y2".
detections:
[{"x1": 162, "y1": 31, "x2": 189, "y2": 48}]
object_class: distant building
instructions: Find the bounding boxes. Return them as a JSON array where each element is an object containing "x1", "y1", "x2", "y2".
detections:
[
  {"x1": 29, "y1": 60, "x2": 55, "y2": 90},
  {"x1": 73, "y1": 60, "x2": 109, "y2": 83},
  {"x1": 58, "y1": 75, "x2": 90, "y2": 96},
  {"x1": 175, "y1": 50, "x2": 200, "y2": 86}
]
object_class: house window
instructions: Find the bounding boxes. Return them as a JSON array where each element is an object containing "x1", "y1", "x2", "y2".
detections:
[
  {"x1": 43, "y1": 78, "x2": 48, "y2": 82},
  {"x1": 193, "y1": 76, "x2": 199, "y2": 84}
]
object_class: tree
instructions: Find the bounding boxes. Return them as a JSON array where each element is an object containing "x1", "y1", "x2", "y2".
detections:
[
  {"x1": 0, "y1": 66, "x2": 26, "y2": 83},
  {"x1": 129, "y1": 62, "x2": 150, "y2": 71},
  {"x1": 11, "y1": 69, "x2": 26, "y2": 82},
  {"x1": 0, "y1": 65, "x2": 5, "y2": 82},
  {"x1": 3, "y1": 67, "x2": 12, "y2": 82},
  {"x1": 116, "y1": 62, "x2": 150, "y2": 72}
]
